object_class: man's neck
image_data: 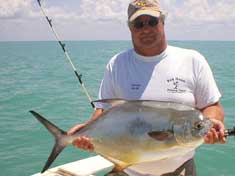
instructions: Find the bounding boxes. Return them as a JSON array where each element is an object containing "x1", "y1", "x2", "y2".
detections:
[{"x1": 134, "y1": 41, "x2": 168, "y2": 57}]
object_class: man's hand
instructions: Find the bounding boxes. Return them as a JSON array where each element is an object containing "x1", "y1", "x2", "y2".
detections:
[
  {"x1": 204, "y1": 119, "x2": 226, "y2": 144},
  {"x1": 67, "y1": 124, "x2": 94, "y2": 152},
  {"x1": 201, "y1": 102, "x2": 226, "y2": 144},
  {"x1": 67, "y1": 109, "x2": 103, "y2": 152}
]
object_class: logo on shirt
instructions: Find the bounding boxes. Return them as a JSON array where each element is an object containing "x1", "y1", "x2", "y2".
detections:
[
  {"x1": 167, "y1": 77, "x2": 186, "y2": 93},
  {"x1": 131, "y1": 84, "x2": 141, "y2": 90}
]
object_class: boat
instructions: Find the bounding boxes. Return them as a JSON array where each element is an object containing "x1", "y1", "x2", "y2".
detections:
[{"x1": 32, "y1": 155, "x2": 114, "y2": 176}]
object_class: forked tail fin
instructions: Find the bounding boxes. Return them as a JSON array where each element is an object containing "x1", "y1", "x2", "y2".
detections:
[{"x1": 30, "y1": 111, "x2": 69, "y2": 173}]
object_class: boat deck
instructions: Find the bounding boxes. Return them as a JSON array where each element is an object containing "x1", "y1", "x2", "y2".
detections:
[{"x1": 32, "y1": 155, "x2": 114, "y2": 176}]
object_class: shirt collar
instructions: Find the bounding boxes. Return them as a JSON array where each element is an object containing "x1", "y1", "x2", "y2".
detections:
[{"x1": 133, "y1": 46, "x2": 168, "y2": 62}]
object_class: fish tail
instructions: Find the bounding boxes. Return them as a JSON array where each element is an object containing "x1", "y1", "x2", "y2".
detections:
[{"x1": 30, "y1": 110, "x2": 69, "y2": 173}]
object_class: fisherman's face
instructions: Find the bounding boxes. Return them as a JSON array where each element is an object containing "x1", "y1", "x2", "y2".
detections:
[{"x1": 129, "y1": 15, "x2": 166, "y2": 56}]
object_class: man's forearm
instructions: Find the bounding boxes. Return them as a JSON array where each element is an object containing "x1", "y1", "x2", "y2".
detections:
[
  {"x1": 85, "y1": 108, "x2": 104, "y2": 125},
  {"x1": 201, "y1": 102, "x2": 224, "y2": 122}
]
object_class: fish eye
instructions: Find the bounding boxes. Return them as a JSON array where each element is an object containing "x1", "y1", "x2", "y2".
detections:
[{"x1": 195, "y1": 122, "x2": 204, "y2": 129}]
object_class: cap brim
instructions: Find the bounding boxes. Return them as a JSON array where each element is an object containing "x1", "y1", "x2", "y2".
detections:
[{"x1": 129, "y1": 10, "x2": 161, "y2": 22}]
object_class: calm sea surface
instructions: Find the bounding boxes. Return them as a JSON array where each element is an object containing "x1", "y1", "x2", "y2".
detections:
[{"x1": 0, "y1": 41, "x2": 235, "y2": 176}]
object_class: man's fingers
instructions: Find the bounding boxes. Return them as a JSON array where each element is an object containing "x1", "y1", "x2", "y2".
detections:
[
  {"x1": 213, "y1": 119, "x2": 227, "y2": 144},
  {"x1": 72, "y1": 137, "x2": 82, "y2": 147},
  {"x1": 204, "y1": 129, "x2": 218, "y2": 144},
  {"x1": 72, "y1": 136, "x2": 94, "y2": 152},
  {"x1": 80, "y1": 137, "x2": 90, "y2": 149},
  {"x1": 82, "y1": 138, "x2": 94, "y2": 151},
  {"x1": 208, "y1": 131, "x2": 214, "y2": 144},
  {"x1": 72, "y1": 137, "x2": 87, "y2": 147},
  {"x1": 204, "y1": 127, "x2": 227, "y2": 144},
  {"x1": 88, "y1": 144, "x2": 95, "y2": 152},
  {"x1": 212, "y1": 128, "x2": 219, "y2": 143},
  {"x1": 218, "y1": 130, "x2": 227, "y2": 144},
  {"x1": 206, "y1": 119, "x2": 227, "y2": 144},
  {"x1": 204, "y1": 136, "x2": 210, "y2": 144},
  {"x1": 204, "y1": 131, "x2": 213, "y2": 144}
]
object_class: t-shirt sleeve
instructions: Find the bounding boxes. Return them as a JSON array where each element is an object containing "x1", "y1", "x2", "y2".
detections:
[
  {"x1": 194, "y1": 52, "x2": 221, "y2": 109},
  {"x1": 95, "y1": 60, "x2": 116, "y2": 109}
]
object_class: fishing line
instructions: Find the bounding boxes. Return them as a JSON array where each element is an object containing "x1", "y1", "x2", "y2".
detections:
[{"x1": 37, "y1": 0, "x2": 95, "y2": 109}]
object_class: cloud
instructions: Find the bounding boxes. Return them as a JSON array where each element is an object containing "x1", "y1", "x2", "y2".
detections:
[
  {"x1": 0, "y1": 0, "x2": 77, "y2": 20},
  {"x1": 0, "y1": 0, "x2": 37, "y2": 19},
  {"x1": 1, "y1": 0, "x2": 235, "y2": 41},
  {"x1": 44, "y1": 6, "x2": 78, "y2": 21},
  {"x1": 1, "y1": 0, "x2": 235, "y2": 24},
  {"x1": 0, "y1": 0, "x2": 127, "y2": 22},
  {"x1": 76, "y1": 0, "x2": 235, "y2": 26},
  {"x1": 78, "y1": 0, "x2": 127, "y2": 23},
  {"x1": 162, "y1": 0, "x2": 235, "y2": 25}
]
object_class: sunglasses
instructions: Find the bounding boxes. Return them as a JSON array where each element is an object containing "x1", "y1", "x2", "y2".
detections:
[{"x1": 131, "y1": 17, "x2": 159, "y2": 29}]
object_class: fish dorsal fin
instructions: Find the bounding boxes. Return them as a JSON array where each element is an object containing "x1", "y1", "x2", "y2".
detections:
[
  {"x1": 93, "y1": 99, "x2": 127, "y2": 107},
  {"x1": 148, "y1": 131, "x2": 173, "y2": 141}
]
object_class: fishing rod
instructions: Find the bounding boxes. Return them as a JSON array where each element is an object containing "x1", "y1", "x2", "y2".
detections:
[
  {"x1": 37, "y1": 0, "x2": 95, "y2": 109},
  {"x1": 225, "y1": 126, "x2": 235, "y2": 137}
]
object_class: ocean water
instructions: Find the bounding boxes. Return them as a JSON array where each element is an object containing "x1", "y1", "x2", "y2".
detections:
[{"x1": 0, "y1": 41, "x2": 234, "y2": 176}]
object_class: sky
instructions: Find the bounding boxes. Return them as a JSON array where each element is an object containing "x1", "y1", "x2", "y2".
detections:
[{"x1": 0, "y1": 0, "x2": 235, "y2": 41}]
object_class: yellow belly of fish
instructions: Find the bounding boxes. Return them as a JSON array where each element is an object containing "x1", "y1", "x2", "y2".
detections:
[{"x1": 92, "y1": 137, "x2": 180, "y2": 166}]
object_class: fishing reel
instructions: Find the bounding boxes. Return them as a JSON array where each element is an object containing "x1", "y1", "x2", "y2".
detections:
[{"x1": 225, "y1": 126, "x2": 235, "y2": 137}]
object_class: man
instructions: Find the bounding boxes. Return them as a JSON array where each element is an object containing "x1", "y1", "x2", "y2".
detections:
[{"x1": 68, "y1": 0, "x2": 226, "y2": 175}]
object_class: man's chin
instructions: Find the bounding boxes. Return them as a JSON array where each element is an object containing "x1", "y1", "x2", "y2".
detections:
[{"x1": 139, "y1": 42, "x2": 157, "y2": 49}]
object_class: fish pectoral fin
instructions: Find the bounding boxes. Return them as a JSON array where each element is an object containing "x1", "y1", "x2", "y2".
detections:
[{"x1": 148, "y1": 131, "x2": 173, "y2": 141}]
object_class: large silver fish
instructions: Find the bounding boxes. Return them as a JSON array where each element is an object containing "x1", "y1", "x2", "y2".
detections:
[{"x1": 30, "y1": 99, "x2": 213, "y2": 173}]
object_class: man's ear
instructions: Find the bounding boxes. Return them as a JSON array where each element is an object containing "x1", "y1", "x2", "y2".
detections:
[
  {"x1": 160, "y1": 16, "x2": 165, "y2": 25},
  {"x1": 160, "y1": 12, "x2": 167, "y2": 25}
]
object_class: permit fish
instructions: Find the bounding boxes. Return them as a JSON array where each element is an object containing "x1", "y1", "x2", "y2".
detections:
[{"x1": 30, "y1": 99, "x2": 213, "y2": 173}]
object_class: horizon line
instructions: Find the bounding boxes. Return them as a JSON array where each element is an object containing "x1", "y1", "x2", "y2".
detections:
[{"x1": 1, "y1": 39, "x2": 235, "y2": 43}]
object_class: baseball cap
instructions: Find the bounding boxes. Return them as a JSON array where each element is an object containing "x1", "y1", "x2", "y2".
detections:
[{"x1": 128, "y1": 0, "x2": 162, "y2": 22}]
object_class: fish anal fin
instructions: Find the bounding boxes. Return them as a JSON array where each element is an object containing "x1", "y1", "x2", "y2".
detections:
[
  {"x1": 112, "y1": 164, "x2": 129, "y2": 172},
  {"x1": 148, "y1": 131, "x2": 173, "y2": 141},
  {"x1": 179, "y1": 168, "x2": 186, "y2": 176},
  {"x1": 101, "y1": 155, "x2": 130, "y2": 172},
  {"x1": 105, "y1": 171, "x2": 129, "y2": 176}
]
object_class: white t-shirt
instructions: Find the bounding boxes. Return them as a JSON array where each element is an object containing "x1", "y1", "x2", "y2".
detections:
[{"x1": 96, "y1": 45, "x2": 221, "y2": 175}]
